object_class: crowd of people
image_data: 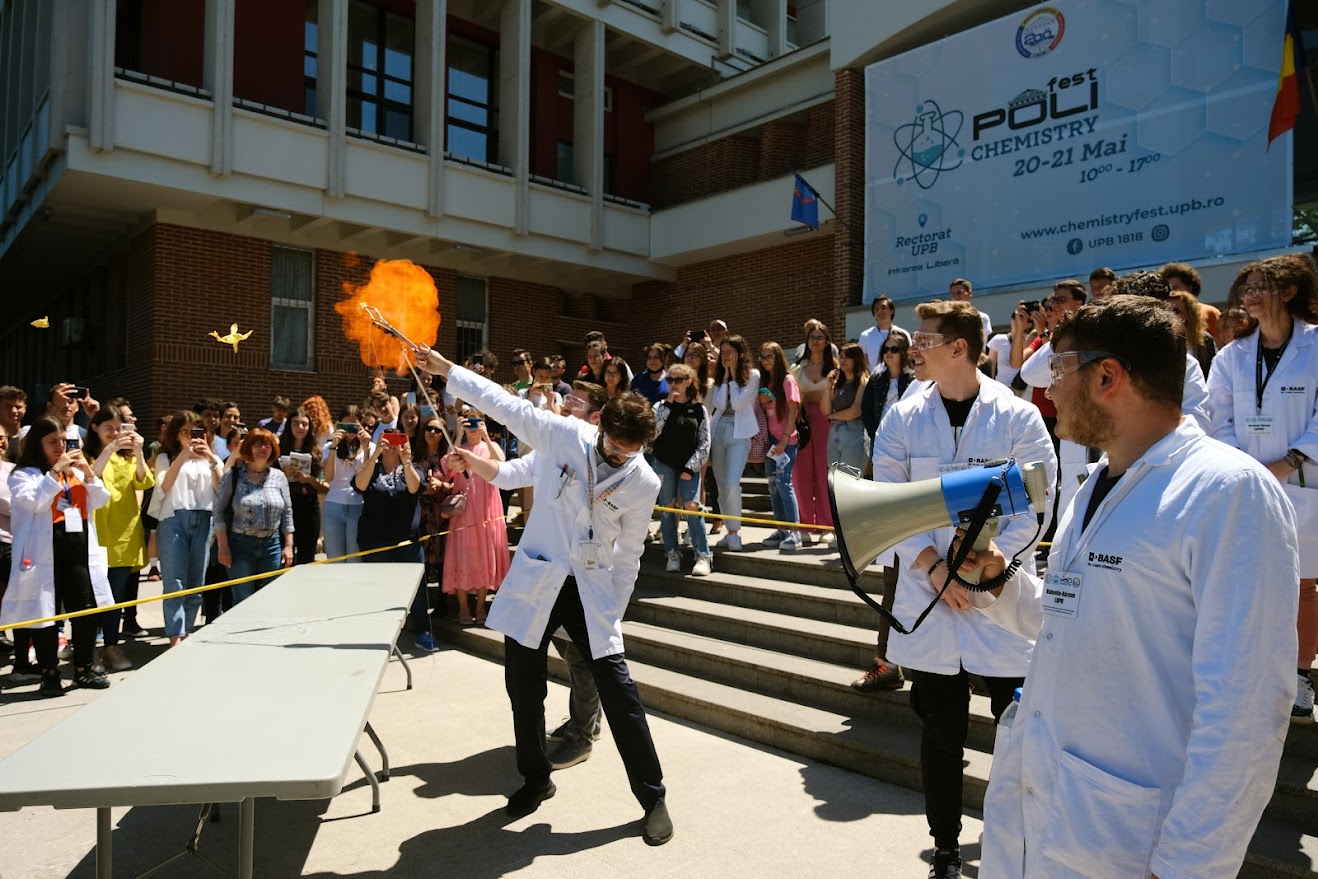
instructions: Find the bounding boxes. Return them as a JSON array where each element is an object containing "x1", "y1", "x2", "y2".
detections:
[{"x1": 0, "y1": 250, "x2": 1312, "y2": 872}]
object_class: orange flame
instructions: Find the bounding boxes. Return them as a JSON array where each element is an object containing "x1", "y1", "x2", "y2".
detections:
[{"x1": 336, "y1": 259, "x2": 441, "y2": 374}]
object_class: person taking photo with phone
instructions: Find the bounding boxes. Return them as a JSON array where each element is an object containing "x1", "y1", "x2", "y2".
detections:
[
  {"x1": 322, "y1": 407, "x2": 373, "y2": 563},
  {"x1": 0, "y1": 416, "x2": 115, "y2": 696}
]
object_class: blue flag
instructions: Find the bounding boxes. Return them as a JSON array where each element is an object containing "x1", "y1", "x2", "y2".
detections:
[{"x1": 791, "y1": 173, "x2": 819, "y2": 231}]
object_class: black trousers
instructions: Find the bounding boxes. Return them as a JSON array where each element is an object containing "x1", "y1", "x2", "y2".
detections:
[
  {"x1": 291, "y1": 494, "x2": 321, "y2": 565},
  {"x1": 503, "y1": 578, "x2": 665, "y2": 810},
  {"x1": 908, "y1": 666, "x2": 1021, "y2": 850}
]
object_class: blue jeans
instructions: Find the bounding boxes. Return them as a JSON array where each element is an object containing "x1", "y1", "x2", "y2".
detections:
[
  {"x1": 826, "y1": 419, "x2": 867, "y2": 473},
  {"x1": 157, "y1": 509, "x2": 211, "y2": 637},
  {"x1": 365, "y1": 540, "x2": 430, "y2": 635},
  {"x1": 710, "y1": 419, "x2": 750, "y2": 534},
  {"x1": 653, "y1": 460, "x2": 710, "y2": 557},
  {"x1": 764, "y1": 443, "x2": 800, "y2": 527},
  {"x1": 322, "y1": 502, "x2": 362, "y2": 562},
  {"x1": 226, "y1": 532, "x2": 283, "y2": 604},
  {"x1": 100, "y1": 566, "x2": 134, "y2": 646}
]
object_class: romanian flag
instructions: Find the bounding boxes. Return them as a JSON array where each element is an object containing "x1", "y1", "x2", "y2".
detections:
[{"x1": 1268, "y1": 3, "x2": 1303, "y2": 148}]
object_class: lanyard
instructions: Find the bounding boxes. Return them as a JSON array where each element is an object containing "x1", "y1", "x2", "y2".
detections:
[
  {"x1": 583, "y1": 449, "x2": 631, "y2": 541},
  {"x1": 1255, "y1": 332, "x2": 1291, "y2": 412}
]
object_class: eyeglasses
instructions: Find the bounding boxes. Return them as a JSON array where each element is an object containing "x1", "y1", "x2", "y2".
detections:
[
  {"x1": 759, "y1": 353, "x2": 775, "y2": 361},
  {"x1": 250, "y1": 439, "x2": 271, "y2": 447},
  {"x1": 667, "y1": 375, "x2": 690, "y2": 383},
  {"x1": 808, "y1": 334, "x2": 827, "y2": 342},
  {"x1": 1048, "y1": 350, "x2": 1131, "y2": 383},
  {"x1": 911, "y1": 332, "x2": 956, "y2": 350},
  {"x1": 881, "y1": 345, "x2": 904, "y2": 354},
  {"x1": 424, "y1": 426, "x2": 444, "y2": 433},
  {"x1": 601, "y1": 434, "x2": 643, "y2": 460},
  {"x1": 1242, "y1": 283, "x2": 1276, "y2": 296}
]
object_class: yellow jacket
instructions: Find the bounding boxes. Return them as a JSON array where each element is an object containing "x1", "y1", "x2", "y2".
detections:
[{"x1": 93, "y1": 452, "x2": 155, "y2": 568}]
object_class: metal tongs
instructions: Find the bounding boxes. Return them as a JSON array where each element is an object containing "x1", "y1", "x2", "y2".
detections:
[{"x1": 359, "y1": 303, "x2": 457, "y2": 451}]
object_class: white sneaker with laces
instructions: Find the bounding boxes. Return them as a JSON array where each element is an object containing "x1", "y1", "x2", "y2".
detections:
[
  {"x1": 1293, "y1": 673, "x2": 1315, "y2": 725},
  {"x1": 691, "y1": 556, "x2": 712, "y2": 576},
  {"x1": 715, "y1": 532, "x2": 742, "y2": 551},
  {"x1": 665, "y1": 550, "x2": 682, "y2": 573}
]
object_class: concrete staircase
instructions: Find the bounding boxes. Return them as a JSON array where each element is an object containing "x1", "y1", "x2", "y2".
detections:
[{"x1": 438, "y1": 475, "x2": 1318, "y2": 878}]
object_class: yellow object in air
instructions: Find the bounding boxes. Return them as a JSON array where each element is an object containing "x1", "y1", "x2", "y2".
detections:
[
  {"x1": 30, "y1": 316, "x2": 49, "y2": 329},
  {"x1": 210, "y1": 323, "x2": 253, "y2": 353}
]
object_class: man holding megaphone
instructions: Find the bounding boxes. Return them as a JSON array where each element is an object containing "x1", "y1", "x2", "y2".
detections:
[
  {"x1": 968, "y1": 294, "x2": 1298, "y2": 879},
  {"x1": 868, "y1": 300, "x2": 1056, "y2": 879}
]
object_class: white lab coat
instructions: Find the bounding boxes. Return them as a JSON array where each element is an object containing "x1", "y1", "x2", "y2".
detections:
[
  {"x1": 1020, "y1": 341, "x2": 1211, "y2": 516},
  {"x1": 0, "y1": 468, "x2": 113, "y2": 629},
  {"x1": 1207, "y1": 318, "x2": 1318, "y2": 573},
  {"x1": 708, "y1": 370, "x2": 762, "y2": 440},
  {"x1": 977, "y1": 419, "x2": 1297, "y2": 879},
  {"x1": 445, "y1": 367, "x2": 660, "y2": 659},
  {"x1": 871, "y1": 373, "x2": 1056, "y2": 677}
]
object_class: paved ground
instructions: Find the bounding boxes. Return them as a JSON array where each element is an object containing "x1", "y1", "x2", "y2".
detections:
[{"x1": 0, "y1": 578, "x2": 982, "y2": 878}]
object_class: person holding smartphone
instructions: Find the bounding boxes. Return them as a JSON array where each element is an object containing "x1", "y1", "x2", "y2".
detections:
[
  {"x1": 151, "y1": 411, "x2": 222, "y2": 646},
  {"x1": 322, "y1": 406, "x2": 373, "y2": 563},
  {"x1": 0, "y1": 416, "x2": 114, "y2": 696},
  {"x1": 441, "y1": 415, "x2": 509, "y2": 625},
  {"x1": 84, "y1": 408, "x2": 153, "y2": 671},
  {"x1": 354, "y1": 426, "x2": 434, "y2": 652}
]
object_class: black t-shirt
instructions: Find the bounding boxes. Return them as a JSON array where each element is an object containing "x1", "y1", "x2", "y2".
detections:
[
  {"x1": 940, "y1": 394, "x2": 975, "y2": 429},
  {"x1": 1081, "y1": 466, "x2": 1122, "y2": 532},
  {"x1": 355, "y1": 460, "x2": 420, "y2": 549}
]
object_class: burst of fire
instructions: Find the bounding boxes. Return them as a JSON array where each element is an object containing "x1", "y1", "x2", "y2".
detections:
[{"x1": 335, "y1": 259, "x2": 441, "y2": 374}]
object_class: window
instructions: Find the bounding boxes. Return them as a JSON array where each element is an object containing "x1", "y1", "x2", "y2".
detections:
[
  {"x1": 556, "y1": 141, "x2": 574, "y2": 185},
  {"x1": 556, "y1": 71, "x2": 613, "y2": 111},
  {"x1": 271, "y1": 247, "x2": 316, "y2": 371},
  {"x1": 447, "y1": 34, "x2": 498, "y2": 162},
  {"x1": 455, "y1": 275, "x2": 488, "y2": 364},
  {"x1": 304, "y1": 0, "x2": 318, "y2": 117},
  {"x1": 347, "y1": 0, "x2": 414, "y2": 141}
]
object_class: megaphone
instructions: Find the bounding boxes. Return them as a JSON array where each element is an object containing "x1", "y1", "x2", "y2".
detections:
[{"x1": 828, "y1": 459, "x2": 1049, "y2": 586}]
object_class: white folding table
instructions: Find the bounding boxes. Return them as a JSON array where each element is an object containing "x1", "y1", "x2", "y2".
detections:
[{"x1": 0, "y1": 562, "x2": 425, "y2": 878}]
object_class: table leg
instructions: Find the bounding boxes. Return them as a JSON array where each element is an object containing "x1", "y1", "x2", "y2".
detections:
[
  {"x1": 97, "y1": 807, "x2": 112, "y2": 879},
  {"x1": 238, "y1": 798, "x2": 255, "y2": 879},
  {"x1": 392, "y1": 644, "x2": 413, "y2": 690},
  {"x1": 354, "y1": 750, "x2": 381, "y2": 813},
  {"x1": 364, "y1": 722, "x2": 390, "y2": 781}
]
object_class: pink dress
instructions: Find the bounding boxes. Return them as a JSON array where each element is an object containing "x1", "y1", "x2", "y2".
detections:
[{"x1": 440, "y1": 443, "x2": 510, "y2": 594}]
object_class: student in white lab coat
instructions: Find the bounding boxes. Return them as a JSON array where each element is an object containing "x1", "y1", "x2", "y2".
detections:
[
  {"x1": 1017, "y1": 271, "x2": 1212, "y2": 519},
  {"x1": 970, "y1": 296, "x2": 1297, "y2": 879},
  {"x1": 0, "y1": 416, "x2": 115, "y2": 697},
  {"x1": 421, "y1": 347, "x2": 674, "y2": 847},
  {"x1": 871, "y1": 300, "x2": 1056, "y2": 879},
  {"x1": 1206, "y1": 252, "x2": 1318, "y2": 724}
]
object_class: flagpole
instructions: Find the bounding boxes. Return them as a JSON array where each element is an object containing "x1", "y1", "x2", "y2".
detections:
[{"x1": 786, "y1": 163, "x2": 850, "y2": 234}]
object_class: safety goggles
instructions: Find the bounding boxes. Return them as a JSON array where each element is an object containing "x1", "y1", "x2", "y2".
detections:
[
  {"x1": 601, "y1": 434, "x2": 643, "y2": 460},
  {"x1": 910, "y1": 332, "x2": 956, "y2": 350},
  {"x1": 1048, "y1": 350, "x2": 1131, "y2": 383}
]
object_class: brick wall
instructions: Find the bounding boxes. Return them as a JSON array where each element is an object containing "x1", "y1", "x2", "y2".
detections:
[
  {"x1": 629, "y1": 233, "x2": 842, "y2": 360},
  {"x1": 832, "y1": 68, "x2": 865, "y2": 313}
]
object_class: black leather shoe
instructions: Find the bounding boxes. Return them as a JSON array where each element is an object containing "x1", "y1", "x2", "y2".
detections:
[
  {"x1": 505, "y1": 780, "x2": 556, "y2": 818},
  {"x1": 642, "y1": 799, "x2": 673, "y2": 846}
]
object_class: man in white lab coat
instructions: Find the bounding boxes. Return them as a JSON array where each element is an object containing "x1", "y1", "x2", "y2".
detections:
[
  {"x1": 971, "y1": 295, "x2": 1297, "y2": 879},
  {"x1": 421, "y1": 347, "x2": 673, "y2": 846},
  {"x1": 871, "y1": 300, "x2": 1056, "y2": 879}
]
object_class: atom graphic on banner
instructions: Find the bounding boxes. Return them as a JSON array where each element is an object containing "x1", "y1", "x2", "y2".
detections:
[{"x1": 893, "y1": 100, "x2": 965, "y2": 190}]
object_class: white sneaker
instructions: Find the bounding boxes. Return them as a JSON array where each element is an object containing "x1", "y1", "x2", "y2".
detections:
[
  {"x1": 715, "y1": 532, "x2": 742, "y2": 552},
  {"x1": 780, "y1": 532, "x2": 801, "y2": 553},
  {"x1": 822, "y1": 532, "x2": 837, "y2": 545},
  {"x1": 1294, "y1": 673, "x2": 1315, "y2": 725},
  {"x1": 691, "y1": 556, "x2": 712, "y2": 577},
  {"x1": 665, "y1": 550, "x2": 682, "y2": 573}
]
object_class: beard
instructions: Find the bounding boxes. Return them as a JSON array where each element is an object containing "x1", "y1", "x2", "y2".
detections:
[{"x1": 1056, "y1": 379, "x2": 1116, "y2": 449}]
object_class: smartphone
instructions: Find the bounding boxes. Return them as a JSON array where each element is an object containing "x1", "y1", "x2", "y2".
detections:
[
  {"x1": 65, "y1": 437, "x2": 81, "y2": 451},
  {"x1": 69, "y1": 386, "x2": 90, "y2": 398},
  {"x1": 1023, "y1": 300, "x2": 1042, "y2": 314},
  {"x1": 336, "y1": 422, "x2": 358, "y2": 433},
  {"x1": 381, "y1": 431, "x2": 408, "y2": 446},
  {"x1": 470, "y1": 353, "x2": 484, "y2": 366},
  {"x1": 190, "y1": 427, "x2": 206, "y2": 439},
  {"x1": 120, "y1": 423, "x2": 137, "y2": 434}
]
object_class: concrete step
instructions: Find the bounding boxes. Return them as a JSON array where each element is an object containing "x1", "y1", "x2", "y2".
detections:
[
  {"x1": 626, "y1": 590, "x2": 876, "y2": 669},
  {"x1": 619, "y1": 620, "x2": 997, "y2": 753},
  {"x1": 640, "y1": 536, "x2": 879, "y2": 592},
  {"x1": 434, "y1": 620, "x2": 1318, "y2": 878}
]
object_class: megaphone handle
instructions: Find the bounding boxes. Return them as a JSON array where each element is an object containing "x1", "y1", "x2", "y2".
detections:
[{"x1": 955, "y1": 518, "x2": 1001, "y2": 586}]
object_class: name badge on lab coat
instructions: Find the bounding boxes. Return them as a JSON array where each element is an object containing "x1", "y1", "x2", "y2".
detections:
[
  {"x1": 60, "y1": 500, "x2": 84, "y2": 533},
  {"x1": 574, "y1": 540, "x2": 604, "y2": 570},
  {"x1": 938, "y1": 463, "x2": 971, "y2": 475},
  {"x1": 1042, "y1": 571, "x2": 1082, "y2": 618},
  {"x1": 1244, "y1": 415, "x2": 1275, "y2": 436}
]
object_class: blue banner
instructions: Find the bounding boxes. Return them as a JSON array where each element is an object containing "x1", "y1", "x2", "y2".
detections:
[{"x1": 864, "y1": 0, "x2": 1293, "y2": 302}]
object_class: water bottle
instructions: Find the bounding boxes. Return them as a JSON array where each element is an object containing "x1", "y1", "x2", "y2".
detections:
[{"x1": 989, "y1": 687, "x2": 1023, "y2": 783}]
